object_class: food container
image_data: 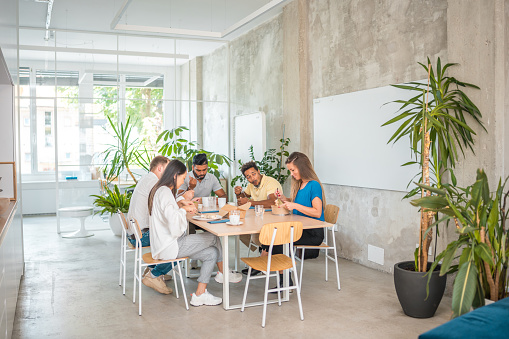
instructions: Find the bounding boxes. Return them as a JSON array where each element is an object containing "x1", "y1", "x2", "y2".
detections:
[
  {"x1": 271, "y1": 205, "x2": 291, "y2": 216},
  {"x1": 219, "y1": 202, "x2": 251, "y2": 219}
]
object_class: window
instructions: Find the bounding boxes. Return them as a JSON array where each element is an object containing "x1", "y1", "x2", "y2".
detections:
[{"x1": 44, "y1": 111, "x2": 52, "y2": 147}]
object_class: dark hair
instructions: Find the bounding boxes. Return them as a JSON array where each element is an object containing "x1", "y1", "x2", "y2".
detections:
[
  {"x1": 241, "y1": 161, "x2": 259, "y2": 175},
  {"x1": 149, "y1": 155, "x2": 169, "y2": 172},
  {"x1": 193, "y1": 153, "x2": 208, "y2": 166},
  {"x1": 148, "y1": 159, "x2": 187, "y2": 215}
]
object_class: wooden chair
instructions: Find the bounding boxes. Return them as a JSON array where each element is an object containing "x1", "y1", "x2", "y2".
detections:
[
  {"x1": 295, "y1": 204, "x2": 341, "y2": 290},
  {"x1": 241, "y1": 222, "x2": 304, "y2": 328},
  {"x1": 130, "y1": 218, "x2": 189, "y2": 315},
  {"x1": 118, "y1": 210, "x2": 135, "y2": 295}
]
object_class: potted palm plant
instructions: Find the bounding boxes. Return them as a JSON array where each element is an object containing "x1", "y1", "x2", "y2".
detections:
[
  {"x1": 91, "y1": 184, "x2": 131, "y2": 236},
  {"x1": 412, "y1": 169, "x2": 509, "y2": 317},
  {"x1": 383, "y1": 57, "x2": 486, "y2": 318}
]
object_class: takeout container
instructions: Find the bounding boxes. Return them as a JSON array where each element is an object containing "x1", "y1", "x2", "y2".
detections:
[
  {"x1": 271, "y1": 205, "x2": 291, "y2": 216},
  {"x1": 219, "y1": 202, "x2": 251, "y2": 219}
]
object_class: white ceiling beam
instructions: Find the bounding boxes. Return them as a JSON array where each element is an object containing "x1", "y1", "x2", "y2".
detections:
[
  {"x1": 19, "y1": 45, "x2": 189, "y2": 59},
  {"x1": 221, "y1": 0, "x2": 287, "y2": 37},
  {"x1": 114, "y1": 24, "x2": 222, "y2": 38},
  {"x1": 110, "y1": 0, "x2": 133, "y2": 30},
  {"x1": 111, "y1": 0, "x2": 289, "y2": 39}
]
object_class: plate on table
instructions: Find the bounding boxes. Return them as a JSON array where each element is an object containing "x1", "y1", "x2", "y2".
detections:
[
  {"x1": 192, "y1": 214, "x2": 222, "y2": 221},
  {"x1": 226, "y1": 221, "x2": 243, "y2": 226}
]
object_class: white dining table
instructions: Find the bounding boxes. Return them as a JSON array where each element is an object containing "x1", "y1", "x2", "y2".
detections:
[{"x1": 186, "y1": 208, "x2": 332, "y2": 310}]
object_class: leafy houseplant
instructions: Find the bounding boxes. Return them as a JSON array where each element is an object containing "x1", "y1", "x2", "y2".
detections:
[
  {"x1": 230, "y1": 137, "x2": 291, "y2": 188},
  {"x1": 91, "y1": 184, "x2": 131, "y2": 236},
  {"x1": 102, "y1": 116, "x2": 149, "y2": 184},
  {"x1": 384, "y1": 58, "x2": 486, "y2": 318},
  {"x1": 383, "y1": 57, "x2": 486, "y2": 273},
  {"x1": 412, "y1": 169, "x2": 509, "y2": 317},
  {"x1": 156, "y1": 126, "x2": 232, "y2": 180}
]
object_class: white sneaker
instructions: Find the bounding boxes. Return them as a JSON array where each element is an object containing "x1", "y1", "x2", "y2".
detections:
[
  {"x1": 215, "y1": 271, "x2": 242, "y2": 284},
  {"x1": 190, "y1": 290, "x2": 222, "y2": 306}
]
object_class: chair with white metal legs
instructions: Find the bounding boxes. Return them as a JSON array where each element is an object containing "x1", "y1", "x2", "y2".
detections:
[
  {"x1": 241, "y1": 221, "x2": 304, "y2": 328},
  {"x1": 118, "y1": 210, "x2": 134, "y2": 295},
  {"x1": 295, "y1": 204, "x2": 341, "y2": 290},
  {"x1": 130, "y1": 218, "x2": 189, "y2": 315}
]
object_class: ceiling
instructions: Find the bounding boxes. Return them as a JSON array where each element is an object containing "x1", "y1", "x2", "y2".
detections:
[
  {"x1": 20, "y1": 0, "x2": 288, "y2": 40},
  {"x1": 18, "y1": 0, "x2": 290, "y2": 69}
]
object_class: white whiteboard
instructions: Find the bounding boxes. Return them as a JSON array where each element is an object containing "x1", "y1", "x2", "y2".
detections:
[
  {"x1": 313, "y1": 84, "x2": 421, "y2": 192},
  {"x1": 234, "y1": 112, "x2": 266, "y2": 164}
]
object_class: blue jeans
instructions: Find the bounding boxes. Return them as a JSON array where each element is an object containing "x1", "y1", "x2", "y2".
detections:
[{"x1": 129, "y1": 230, "x2": 173, "y2": 275}]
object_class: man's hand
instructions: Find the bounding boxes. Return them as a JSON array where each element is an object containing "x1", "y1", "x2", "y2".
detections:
[
  {"x1": 182, "y1": 189, "x2": 194, "y2": 201},
  {"x1": 237, "y1": 197, "x2": 249, "y2": 205},
  {"x1": 234, "y1": 186, "x2": 242, "y2": 196},
  {"x1": 189, "y1": 176, "x2": 197, "y2": 190}
]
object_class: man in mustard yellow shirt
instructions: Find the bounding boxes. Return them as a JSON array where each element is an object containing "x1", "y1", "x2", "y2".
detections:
[{"x1": 234, "y1": 161, "x2": 283, "y2": 275}]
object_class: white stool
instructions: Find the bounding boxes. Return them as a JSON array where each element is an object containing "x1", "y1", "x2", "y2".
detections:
[{"x1": 59, "y1": 206, "x2": 94, "y2": 238}]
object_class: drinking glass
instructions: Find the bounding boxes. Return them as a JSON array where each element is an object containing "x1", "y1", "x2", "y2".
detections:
[
  {"x1": 255, "y1": 205, "x2": 264, "y2": 217},
  {"x1": 197, "y1": 204, "x2": 203, "y2": 218},
  {"x1": 230, "y1": 210, "x2": 241, "y2": 225}
]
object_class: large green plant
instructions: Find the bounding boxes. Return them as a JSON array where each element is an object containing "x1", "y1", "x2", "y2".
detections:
[
  {"x1": 231, "y1": 137, "x2": 291, "y2": 188},
  {"x1": 412, "y1": 169, "x2": 509, "y2": 317},
  {"x1": 102, "y1": 116, "x2": 150, "y2": 184},
  {"x1": 156, "y1": 126, "x2": 231, "y2": 180},
  {"x1": 383, "y1": 57, "x2": 485, "y2": 272},
  {"x1": 91, "y1": 184, "x2": 131, "y2": 215}
]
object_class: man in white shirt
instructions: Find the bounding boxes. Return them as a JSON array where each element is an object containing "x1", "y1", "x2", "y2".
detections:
[{"x1": 128, "y1": 156, "x2": 193, "y2": 294}]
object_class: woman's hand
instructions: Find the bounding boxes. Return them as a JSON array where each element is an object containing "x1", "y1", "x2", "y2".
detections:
[
  {"x1": 275, "y1": 188, "x2": 289, "y2": 202},
  {"x1": 283, "y1": 201, "x2": 297, "y2": 211},
  {"x1": 181, "y1": 203, "x2": 197, "y2": 214}
]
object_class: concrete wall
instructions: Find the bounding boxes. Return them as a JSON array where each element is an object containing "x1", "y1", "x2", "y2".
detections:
[
  {"x1": 447, "y1": 0, "x2": 509, "y2": 188},
  {"x1": 294, "y1": 0, "x2": 448, "y2": 272},
  {"x1": 197, "y1": 0, "x2": 506, "y2": 274}
]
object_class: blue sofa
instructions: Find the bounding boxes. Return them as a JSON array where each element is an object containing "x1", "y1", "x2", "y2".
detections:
[{"x1": 419, "y1": 297, "x2": 509, "y2": 338}]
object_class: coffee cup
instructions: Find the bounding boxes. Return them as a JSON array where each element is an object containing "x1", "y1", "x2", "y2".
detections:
[{"x1": 230, "y1": 210, "x2": 241, "y2": 225}]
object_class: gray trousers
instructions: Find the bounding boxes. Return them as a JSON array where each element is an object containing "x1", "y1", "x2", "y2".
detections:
[{"x1": 177, "y1": 232, "x2": 222, "y2": 284}]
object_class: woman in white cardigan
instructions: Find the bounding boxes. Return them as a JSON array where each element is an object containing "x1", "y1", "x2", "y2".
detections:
[{"x1": 147, "y1": 159, "x2": 242, "y2": 306}]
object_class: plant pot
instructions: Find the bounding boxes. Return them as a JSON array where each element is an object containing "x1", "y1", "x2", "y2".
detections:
[
  {"x1": 108, "y1": 214, "x2": 123, "y2": 237},
  {"x1": 394, "y1": 261, "x2": 447, "y2": 318}
]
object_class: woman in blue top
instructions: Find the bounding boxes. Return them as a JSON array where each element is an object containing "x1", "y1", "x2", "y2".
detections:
[{"x1": 276, "y1": 152, "x2": 326, "y2": 252}]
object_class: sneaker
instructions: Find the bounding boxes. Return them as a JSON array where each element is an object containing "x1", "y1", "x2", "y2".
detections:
[
  {"x1": 190, "y1": 290, "x2": 222, "y2": 307},
  {"x1": 215, "y1": 271, "x2": 242, "y2": 284},
  {"x1": 241, "y1": 268, "x2": 262, "y2": 276},
  {"x1": 142, "y1": 275, "x2": 173, "y2": 295}
]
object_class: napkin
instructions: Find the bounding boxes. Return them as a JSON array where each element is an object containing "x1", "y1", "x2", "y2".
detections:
[{"x1": 208, "y1": 219, "x2": 229, "y2": 224}]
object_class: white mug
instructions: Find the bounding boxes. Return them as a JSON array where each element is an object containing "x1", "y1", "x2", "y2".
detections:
[{"x1": 218, "y1": 197, "x2": 226, "y2": 208}]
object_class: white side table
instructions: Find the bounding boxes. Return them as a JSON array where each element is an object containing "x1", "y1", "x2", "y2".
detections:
[{"x1": 59, "y1": 206, "x2": 94, "y2": 238}]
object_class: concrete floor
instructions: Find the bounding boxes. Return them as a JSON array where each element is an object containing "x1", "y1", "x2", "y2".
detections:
[{"x1": 13, "y1": 215, "x2": 452, "y2": 338}]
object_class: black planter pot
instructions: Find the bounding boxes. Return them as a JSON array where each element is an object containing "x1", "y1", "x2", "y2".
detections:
[{"x1": 394, "y1": 261, "x2": 447, "y2": 318}]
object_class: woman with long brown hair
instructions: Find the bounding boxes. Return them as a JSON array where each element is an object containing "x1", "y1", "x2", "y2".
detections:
[
  {"x1": 146, "y1": 159, "x2": 242, "y2": 307},
  {"x1": 275, "y1": 151, "x2": 326, "y2": 254}
]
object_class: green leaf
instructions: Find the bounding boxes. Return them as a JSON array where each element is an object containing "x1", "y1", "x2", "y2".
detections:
[
  {"x1": 452, "y1": 260, "x2": 478, "y2": 317},
  {"x1": 475, "y1": 243, "x2": 494, "y2": 267}
]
